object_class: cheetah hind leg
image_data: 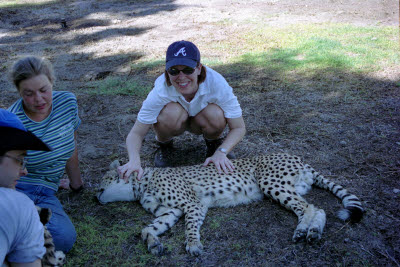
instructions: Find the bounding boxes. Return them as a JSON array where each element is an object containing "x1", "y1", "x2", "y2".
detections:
[
  {"x1": 292, "y1": 204, "x2": 326, "y2": 243},
  {"x1": 306, "y1": 208, "x2": 326, "y2": 242}
]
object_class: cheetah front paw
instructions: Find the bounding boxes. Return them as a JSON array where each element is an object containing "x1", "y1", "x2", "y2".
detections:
[
  {"x1": 142, "y1": 229, "x2": 164, "y2": 256},
  {"x1": 185, "y1": 240, "x2": 203, "y2": 256},
  {"x1": 148, "y1": 240, "x2": 164, "y2": 256}
]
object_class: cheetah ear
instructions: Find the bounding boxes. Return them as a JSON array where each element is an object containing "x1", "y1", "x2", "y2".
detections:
[{"x1": 109, "y1": 160, "x2": 120, "y2": 170}]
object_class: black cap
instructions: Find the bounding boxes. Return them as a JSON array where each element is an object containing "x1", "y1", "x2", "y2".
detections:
[{"x1": 166, "y1": 40, "x2": 200, "y2": 70}]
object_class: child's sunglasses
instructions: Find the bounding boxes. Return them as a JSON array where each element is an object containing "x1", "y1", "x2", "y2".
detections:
[{"x1": 167, "y1": 67, "x2": 196, "y2": 76}]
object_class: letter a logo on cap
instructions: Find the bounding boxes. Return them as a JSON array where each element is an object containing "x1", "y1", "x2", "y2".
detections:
[{"x1": 174, "y1": 47, "x2": 187, "y2": 57}]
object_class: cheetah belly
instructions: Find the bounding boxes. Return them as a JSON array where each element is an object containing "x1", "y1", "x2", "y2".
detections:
[{"x1": 193, "y1": 180, "x2": 264, "y2": 208}]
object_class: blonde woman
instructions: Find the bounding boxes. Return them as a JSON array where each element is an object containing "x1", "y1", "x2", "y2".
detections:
[{"x1": 8, "y1": 56, "x2": 83, "y2": 253}]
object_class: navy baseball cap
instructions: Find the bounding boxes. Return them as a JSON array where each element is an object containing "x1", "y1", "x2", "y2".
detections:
[
  {"x1": 0, "y1": 109, "x2": 52, "y2": 151},
  {"x1": 166, "y1": 40, "x2": 201, "y2": 70}
]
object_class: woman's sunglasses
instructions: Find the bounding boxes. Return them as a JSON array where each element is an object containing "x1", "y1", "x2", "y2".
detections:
[{"x1": 167, "y1": 67, "x2": 196, "y2": 76}]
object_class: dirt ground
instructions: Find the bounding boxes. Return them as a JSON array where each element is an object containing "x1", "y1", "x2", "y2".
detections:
[{"x1": 0, "y1": 0, "x2": 399, "y2": 266}]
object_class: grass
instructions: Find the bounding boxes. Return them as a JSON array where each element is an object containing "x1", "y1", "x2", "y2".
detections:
[
  {"x1": 91, "y1": 23, "x2": 399, "y2": 96},
  {"x1": 64, "y1": 198, "x2": 158, "y2": 266},
  {"x1": 0, "y1": 0, "x2": 56, "y2": 8},
  {"x1": 66, "y1": 211, "x2": 187, "y2": 265},
  {"x1": 68, "y1": 217, "x2": 150, "y2": 266},
  {"x1": 211, "y1": 23, "x2": 399, "y2": 74},
  {"x1": 87, "y1": 76, "x2": 151, "y2": 96},
  {"x1": 86, "y1": 61, "x2": 165, "y2": 96}
]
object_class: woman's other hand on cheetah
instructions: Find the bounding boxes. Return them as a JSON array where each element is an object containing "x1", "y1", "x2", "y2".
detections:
[
  {"x1": 203, "y1": 152, "x2": 235, "y2": 174},
  {"x1": 59, "y1": 178, "x2": 70, "y2": 190},
  {"x1": 118, "y1": 161, "x2": 143, "y2": 182},
  {"x1": 59, "y1": 178, "x2": 84, "y2": 192}
]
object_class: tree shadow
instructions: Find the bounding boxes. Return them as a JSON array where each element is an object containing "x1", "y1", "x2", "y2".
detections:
[{"x1": 0, "y1": 0, "x2": 182, "y2": 88}]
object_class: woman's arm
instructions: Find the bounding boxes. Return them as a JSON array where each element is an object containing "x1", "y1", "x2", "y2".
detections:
[
  {"x1": 203, "y1": 116, "x2": 246, "y2": 173},
  {"x1": 65, "y1": 131, "x2": 83, "y2": 191},
  {"x1": 219, "y1": 116, "x2": 246, "y2": 152},
  {"x1": 118, "y1": 121, "x2": 151, "y2": 181}
]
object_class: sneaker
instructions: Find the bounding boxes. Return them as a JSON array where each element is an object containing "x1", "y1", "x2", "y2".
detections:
[
  {"x1": 154, "y1": 140, "x2": 174, "y2": 167},
  {"x1": 204, "y1": 138, "x2": 236, "y2": 159}
]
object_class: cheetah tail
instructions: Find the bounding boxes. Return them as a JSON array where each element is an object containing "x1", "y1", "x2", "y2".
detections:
[{"x1": 312, "y1": 171, "x2": 364, "y2": 222}]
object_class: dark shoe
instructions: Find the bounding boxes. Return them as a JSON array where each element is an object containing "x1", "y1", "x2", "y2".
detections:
[
  {"x1": 204, "y1": 138, "x2": 236, "y2": 159},
  {"x1": 154, "y1": 140, "x2": 173, "y2": 167}
]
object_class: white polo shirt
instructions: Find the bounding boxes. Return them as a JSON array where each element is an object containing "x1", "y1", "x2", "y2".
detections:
[
  {"x1": 137, "y1": 66, "x2": 242, "y2": 124},
  {"x1": 0, "y1": 188, "x2": 45, "y2": 263}
]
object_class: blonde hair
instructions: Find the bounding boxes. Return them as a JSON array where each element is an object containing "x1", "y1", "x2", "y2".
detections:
[{"x1": 10, "y1": 56, "x2": 55, "y2": 90}]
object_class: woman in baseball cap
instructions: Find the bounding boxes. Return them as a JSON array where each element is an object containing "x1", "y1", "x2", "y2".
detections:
[{"x1": 118, "y1": 40, "x2": 246, "y2": 182}]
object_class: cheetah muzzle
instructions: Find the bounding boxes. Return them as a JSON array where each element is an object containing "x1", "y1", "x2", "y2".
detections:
[{"x1": 97, "y1": 154, "x2": 363, "y2": 256}]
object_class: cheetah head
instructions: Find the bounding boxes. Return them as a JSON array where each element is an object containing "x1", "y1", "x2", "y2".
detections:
[{"x1": 96, "y1": 160, "x2": 137, "y2": 204}]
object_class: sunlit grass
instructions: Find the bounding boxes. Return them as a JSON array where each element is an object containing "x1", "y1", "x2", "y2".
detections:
[
  {"x1": 130, "y1": 60, "x2": 164, "y2": 71},
  {"x1": 92, "y1": 24, "x2": 399, "y2": 95},
  {"x1": 209, "y1": 23, "x2": 399, "y2": 75},
  {"x1": 87, "y1": 77, "x2": 151, "y2": 96},
  {"x1": 0, "y1": 0, "x2": 56, "y2": 8}
]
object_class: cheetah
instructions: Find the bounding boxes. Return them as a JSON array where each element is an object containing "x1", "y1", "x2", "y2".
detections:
[
  {"x1": 36, "y1": 206, "x2": 66, "y2": 266},
  {"x1": 97, "y1": 154, "x2": 363, "y2": 256}
]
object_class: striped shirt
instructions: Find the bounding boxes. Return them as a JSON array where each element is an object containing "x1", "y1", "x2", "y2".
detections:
[{"x1": 8, "y1": 91, "x2": 81, "y2": 191}]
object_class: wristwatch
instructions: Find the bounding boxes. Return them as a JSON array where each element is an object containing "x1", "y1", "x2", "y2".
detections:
[{"x1": 217, "y1": 148, "x2": 228, "y2": 154}]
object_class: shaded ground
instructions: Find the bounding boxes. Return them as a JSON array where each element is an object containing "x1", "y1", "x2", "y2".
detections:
[{"x1": 0, "y1": 0, "x2": 399, "y2": 266}]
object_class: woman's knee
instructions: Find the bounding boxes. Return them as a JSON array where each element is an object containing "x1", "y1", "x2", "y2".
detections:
[
  {"x1": 193, "y1": 104, "x2": 226, "y2": 137},
  {"x1": 156, "y1": 102, "x2": 188, "y2": 132},
  {"x1": 47, "y1": 210, "x2": 77, "y2": 252},
  {"x1": 200, "y1": 104, "x2": 226, "y2": 127}
]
